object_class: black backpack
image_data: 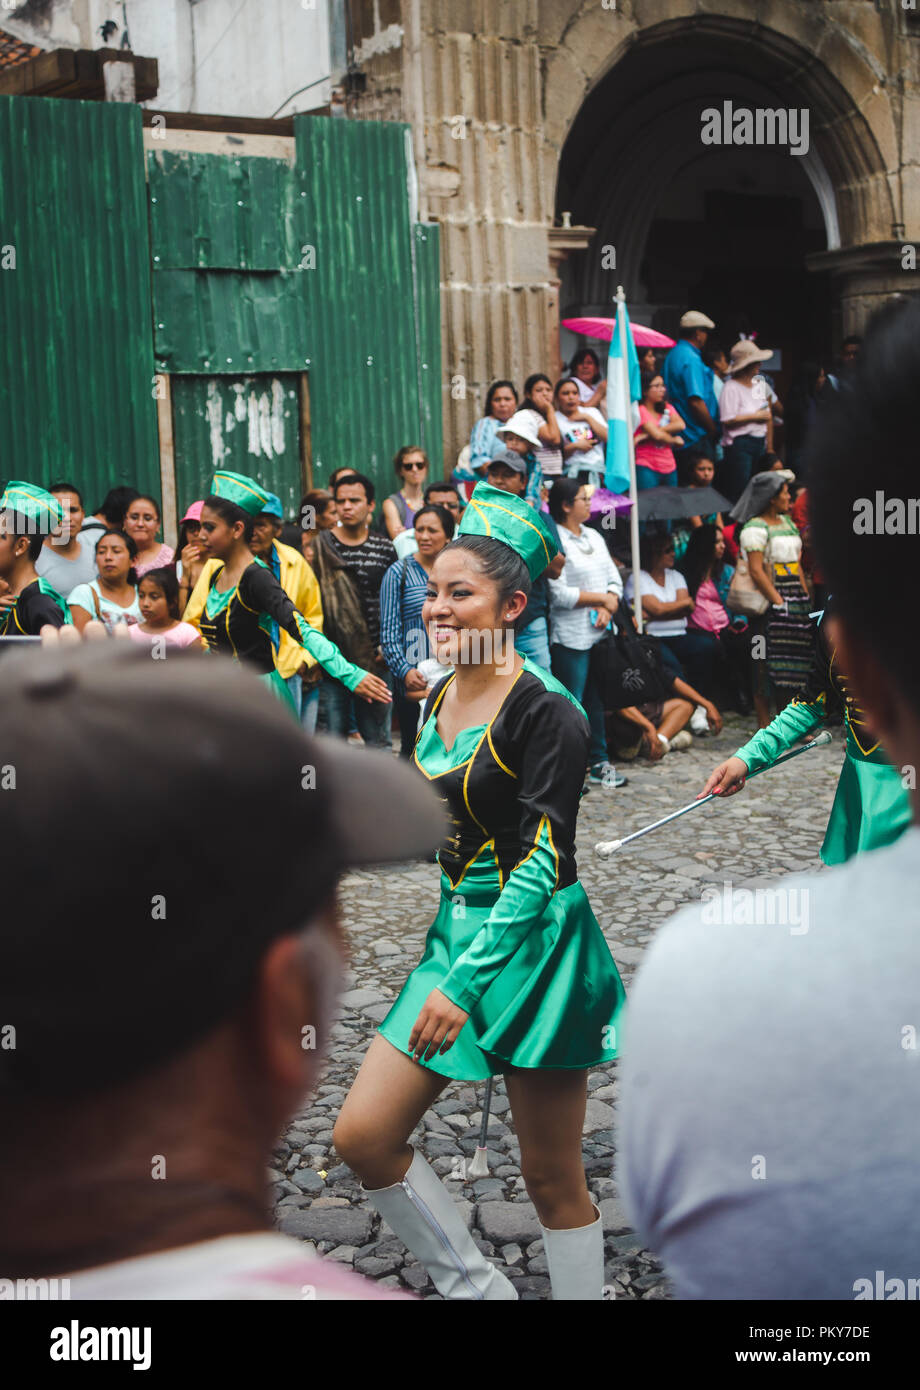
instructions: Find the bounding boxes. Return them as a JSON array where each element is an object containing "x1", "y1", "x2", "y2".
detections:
[{"x1": 590, "y1": 598, "x2": 671, "y2": 708}]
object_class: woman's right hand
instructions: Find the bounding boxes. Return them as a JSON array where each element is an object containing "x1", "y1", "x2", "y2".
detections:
[
  {"x1": 355, "y1": 673, "x2": 393, "y2": 704},
  {"x1": 645, "y1": 731, "x2": 665, "y2": 762},
  {"x1": 698, "y1": 755, "x2": 749, "y2": 799},
  {"x1": 404, "y1": 668, "x2": 428, "y2": 693}
]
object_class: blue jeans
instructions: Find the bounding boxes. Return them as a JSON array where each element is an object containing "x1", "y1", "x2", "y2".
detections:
[
  {"x1": 717, "y1": 434, "x2": 765, "y2": 505},
  {"x1": 287, "y1": 674, "x2": 321, "y2": 733},
  {"x1": 549, "y1": 643, "x2": 608, "y2": 767},
  {"x1": 285, "y1": 674, "x2": 303, "y2": 719},
  {"x1": 516, "y1": 616, "x2": 551, "y2": 671},
  {"x1": 635, "y1": 465, "x2": 678, "y2": 490},
  {"x1": 658, "y1": 631, "x2": 720, "y2": 695},
  {"x1": 301, "y1": 685, "x2": 319, "y2": 735},
  {"x1": 319, "y1": 670, "x2": 394, "y2": 749}
]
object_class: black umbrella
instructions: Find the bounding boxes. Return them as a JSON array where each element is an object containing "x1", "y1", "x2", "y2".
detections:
[{"x1": 636, "y1": 485, "x2": 731, "y2": 522}]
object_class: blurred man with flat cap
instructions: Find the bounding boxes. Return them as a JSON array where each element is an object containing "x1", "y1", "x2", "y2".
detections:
[{"x1": 0, "y1": 641, "x2": 442, "y2": 1298}]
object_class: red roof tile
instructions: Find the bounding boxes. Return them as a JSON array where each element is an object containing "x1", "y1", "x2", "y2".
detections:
[{"x1": 0, "y1": 28, "x2": 42, "y2": 70}]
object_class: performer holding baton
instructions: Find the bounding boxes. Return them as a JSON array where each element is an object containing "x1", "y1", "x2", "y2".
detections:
[
  {"x1": 334, "y1": 482, "x2": 626, "y2": 1301},
  {"x1": 699, "y1": 605, "x2": 911, "y2": 863}
]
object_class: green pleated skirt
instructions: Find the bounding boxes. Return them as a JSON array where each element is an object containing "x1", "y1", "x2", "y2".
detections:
[
  {"x1": 378, "y1": 871, "x2": 627, "y2": 1080},
  {"x1": 821, "y1": 728, "x2": 912, "y2": 865}
]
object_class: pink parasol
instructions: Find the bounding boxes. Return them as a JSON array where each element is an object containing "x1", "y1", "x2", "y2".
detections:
[
  {"x1": 539, "y1": 488, "x2": 632, "y2": 521},
  {"x1": 562, "y1": 317, "x2": 676, "y2": 349},
  {"x1": 588, "y1": 487, "x2": 632, "y2": 518}
]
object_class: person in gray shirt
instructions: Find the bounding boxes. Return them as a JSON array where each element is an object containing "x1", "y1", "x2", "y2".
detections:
[
  {"x1": 35, "y1": 482, "x2": 98, "y2": 598},
  {"x1": 619, "y1": 297, "x2": 920, "y2": 1301}
]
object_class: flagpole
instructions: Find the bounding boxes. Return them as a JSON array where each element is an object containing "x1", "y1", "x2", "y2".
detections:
[{"x1": 617, "y1": 286, "x2": 643, "y2": 633}]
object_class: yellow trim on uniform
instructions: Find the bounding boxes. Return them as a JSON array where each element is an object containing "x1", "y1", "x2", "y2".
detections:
[
  {"x1": 831, "y1": 646, "x2": 881, "y2": 757},
  {"x1": 513, "y1": 814, "x2": 560, "y2": 890},
  {"x1": 487, "y1": 728, "x2": 517, "y2": 779},
  {"x1": 462, "y1": 666, "x2": 526, "y2": 830},
  {"x1": 446, "y1": 836, "x2": 498, "y2": 892},
  {"x1": 223, "y1": 590, "x2": 240, "y2": 659}
]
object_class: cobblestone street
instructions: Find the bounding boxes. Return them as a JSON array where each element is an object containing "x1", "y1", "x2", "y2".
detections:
[{"x1": 271, "y1": 713, "x2": 840, "y2": 1299}]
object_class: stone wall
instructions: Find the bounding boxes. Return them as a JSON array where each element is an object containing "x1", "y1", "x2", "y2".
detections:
[{"x1": 350, "y1": 1, "x2": 920, "y2": 461}]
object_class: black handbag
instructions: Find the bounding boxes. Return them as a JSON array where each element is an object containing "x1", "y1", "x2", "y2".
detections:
[{"x1": 590, "y1": 599, "x2": 670, "y2": 708}]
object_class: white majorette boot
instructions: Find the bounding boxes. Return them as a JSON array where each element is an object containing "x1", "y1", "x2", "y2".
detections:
[
  {"x1": 539, "y1": 1202, "x2": 605, "y2": 1300},
  {"x1": 363, "y1": 1147, "x2": 518, "y2": 1300}
]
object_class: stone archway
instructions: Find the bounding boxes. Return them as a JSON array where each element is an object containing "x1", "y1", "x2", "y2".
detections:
[
  {"x1": 346, "y1": 0, "x2": 917, "y2": 461},
  {"x1": 543, "y1": 1, "x2": 906, "y2": 359}
]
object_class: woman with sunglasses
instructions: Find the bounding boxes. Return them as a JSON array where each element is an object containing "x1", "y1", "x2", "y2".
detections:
[{"x1": 382, "y1": 446, "x2": 430, "y2": 541}]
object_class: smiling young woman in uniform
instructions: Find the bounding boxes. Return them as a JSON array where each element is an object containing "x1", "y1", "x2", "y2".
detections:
[
  {"x1": 333, "y1": 481, "x2": 626, "y2": 1301},
  {"x1": 191, "y1": 471, "x2": 390, "y2": 714}
]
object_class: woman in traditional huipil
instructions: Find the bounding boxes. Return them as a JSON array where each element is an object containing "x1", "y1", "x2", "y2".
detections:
[
  {"x1": 191, "y1": 471, "x2": 390, "y2": 712},
  {"x1": 334, "y1": 481, "x2": 626, "y2": 1301}
]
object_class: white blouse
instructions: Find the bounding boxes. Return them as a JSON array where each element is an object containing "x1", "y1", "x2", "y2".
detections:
[{"x1": 548, "y1": 525, "x2": 623, "y2": 651}]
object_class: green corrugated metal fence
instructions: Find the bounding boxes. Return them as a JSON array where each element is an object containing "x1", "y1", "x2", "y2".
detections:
[
  {"x1": 171, "y1": 374, "x2": 304, "y2": 515},
  {"x1": 0, "y1": 95, "x2": 442, "y2": 520},
  {"x1": 294, "y1": 117, "x2": 442, "y2": 488},
  {"x1": 0, "y1": 96, "x2": 159, "y2": 501},
  {"x1": 149, "y1": 120, "x2": 442, "y2": 506}
]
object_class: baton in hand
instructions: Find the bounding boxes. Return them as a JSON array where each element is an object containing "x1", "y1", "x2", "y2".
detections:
[{"x1": 595, "y1": 729, "x2": 834, "y2": 858}]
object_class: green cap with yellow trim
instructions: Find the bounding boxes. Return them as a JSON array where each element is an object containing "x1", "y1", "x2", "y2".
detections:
[
  {"x1": 0, "y1": 481, "x2": 65, "y2": 533},
  {"x1": 208, "y1": 470, "x2": 272, "y2": 518},
  {"x1": 457, "y1": 481, "x2": 556, "y2": 582}
]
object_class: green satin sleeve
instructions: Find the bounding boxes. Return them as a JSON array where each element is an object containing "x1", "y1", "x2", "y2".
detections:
[
  {"x1": 243, "y1": 562, "x2": 366, "y2": 691},
  {"x1": 734, "y1": 694, "x2": 826, "y2": 774},
  {"x1": 289, "y1": 608, "x2": 366, "y2": 692},
  {"x1": 437, "y1": 692, "x2": 589, "y2": 1015}
]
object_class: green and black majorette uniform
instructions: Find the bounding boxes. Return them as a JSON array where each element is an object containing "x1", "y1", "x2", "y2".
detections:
[
  {"x1": 378, "y1": 483, "x2": 626, "y2": 1079},
  {"x1": 0, "y1": 577, "x2": 71, "y2": 635},
  {"x1": 734, "y1": 606, "x2": 911, "y2": 865},
  {"x1": 199, "y1": 471, "x2": 369, "y2": 707},
  {"x1": 0, "y1": 483, "x2": 72, "y2": 635}
]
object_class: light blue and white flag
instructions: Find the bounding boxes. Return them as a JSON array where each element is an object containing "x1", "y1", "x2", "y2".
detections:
[{"x1": 604, "y1": 299, "x2": 642, "y2": 495}]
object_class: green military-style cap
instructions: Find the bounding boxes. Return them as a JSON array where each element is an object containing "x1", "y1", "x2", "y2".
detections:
[
  {"x1": 0, "y1": 481, "x2": 65, "y2": 532},
  {"x1": 208, "y1": 470, "x2": 272, "y2": 518},
  {"x1": 457, "y1": 481, "x2": 556, "y2": 582}
]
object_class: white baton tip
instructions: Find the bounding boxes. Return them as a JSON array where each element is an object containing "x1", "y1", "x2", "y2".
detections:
[{"x1": 595, "y1": 839, "x2": 622, "y2": 858}]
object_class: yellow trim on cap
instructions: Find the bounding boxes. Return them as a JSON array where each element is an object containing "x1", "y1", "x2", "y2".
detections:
[{"x1": 467, "y1": 497, "x2": 553, "y2": 570}]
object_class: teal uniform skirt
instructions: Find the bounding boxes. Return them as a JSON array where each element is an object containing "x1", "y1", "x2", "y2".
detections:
[
  {"x1": 261, "y1": 667, "x2": 298, "y2": 715},
  {"x1": 821, "y1": 725, "x2": 912, "y2": 865},
  {"x1": 378, "y1": 863, "x2": 626, "y2": 1081}
]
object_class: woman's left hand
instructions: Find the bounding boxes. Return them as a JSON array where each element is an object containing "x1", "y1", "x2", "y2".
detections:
[
  {"x1": 355, "y1": 673, "x2": 393, "y2": 704},
  {"x1": 408, "y1": 989, "x2": 469, "y2": 1062}
]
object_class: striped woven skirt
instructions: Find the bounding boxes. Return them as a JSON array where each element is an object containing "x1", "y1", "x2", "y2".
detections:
[{"x1": 766, "y1": 564, "x2": 815, "y2": 701}]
